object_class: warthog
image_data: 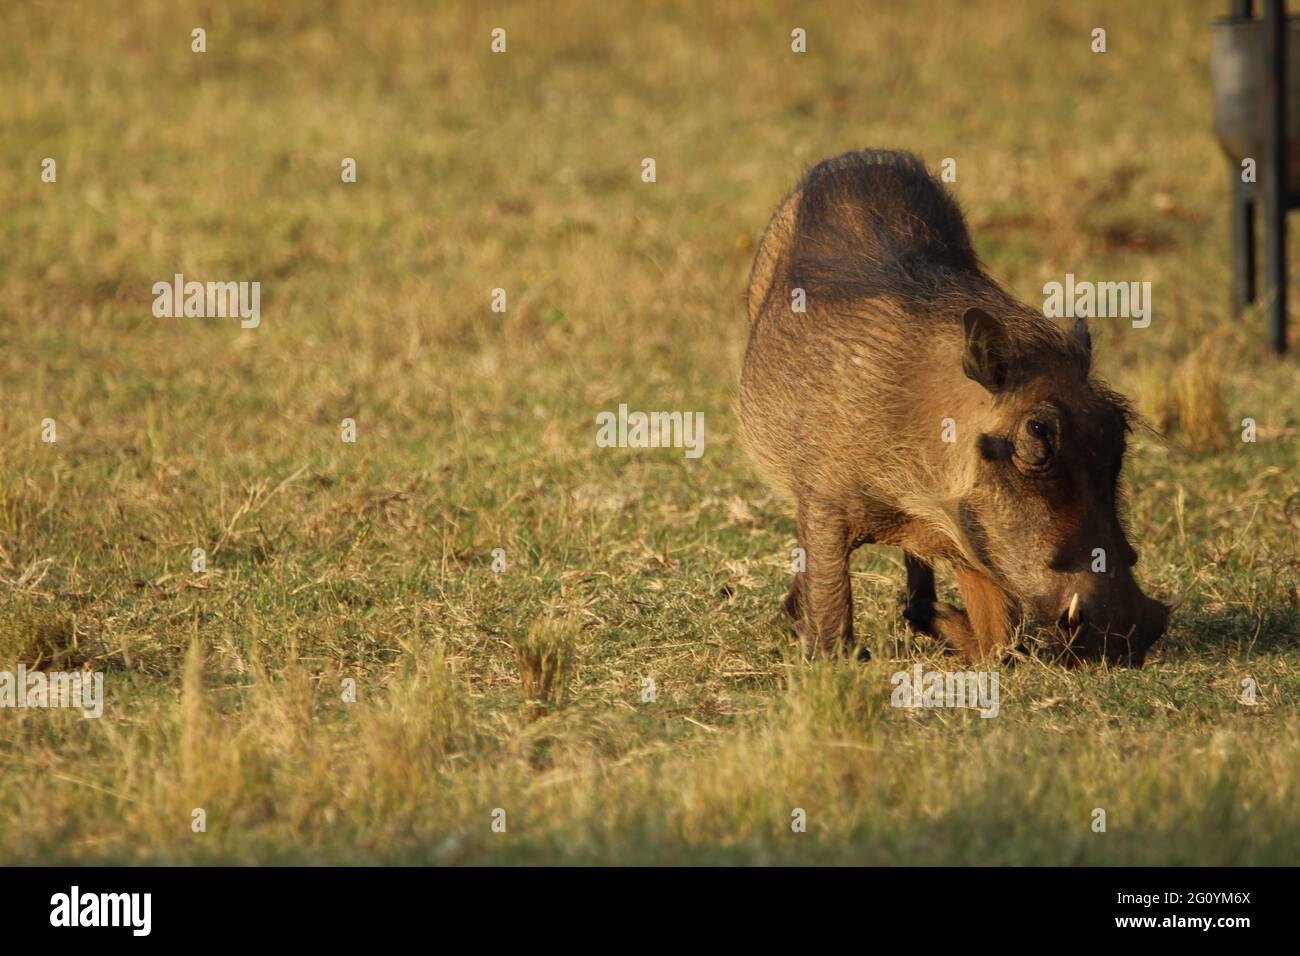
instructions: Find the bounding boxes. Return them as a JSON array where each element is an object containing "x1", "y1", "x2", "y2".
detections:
[{"x1": 739, "y1": 149, "x2": 1175, "y2": 665}]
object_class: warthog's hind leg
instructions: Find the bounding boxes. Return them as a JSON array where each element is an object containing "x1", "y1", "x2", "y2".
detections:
[{"x1": 900, "y1": 552, "x2": 938, "y2": 635}]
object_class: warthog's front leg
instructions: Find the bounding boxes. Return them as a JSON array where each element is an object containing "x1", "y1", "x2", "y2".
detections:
[
  {"x1": 789, "y1": 503, "x2": 857, "y2": 658},
  {"x1": 927, "y1": 568, "x2": 1012, "y2": 663}
]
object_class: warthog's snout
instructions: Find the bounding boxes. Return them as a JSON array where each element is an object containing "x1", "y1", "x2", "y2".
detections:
[{"x1": 1052, "y1": 585, "x2": 1173, "y2": 665}]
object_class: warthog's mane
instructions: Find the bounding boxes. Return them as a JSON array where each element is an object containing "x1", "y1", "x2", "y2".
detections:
[{"x1": 784, "y1": 149, "x2": 1087, "y2": 367}]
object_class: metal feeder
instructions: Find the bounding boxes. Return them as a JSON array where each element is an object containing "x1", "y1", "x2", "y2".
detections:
[{"x1": 1212, "y1": 0, "x2": 1290, "y2": 353}]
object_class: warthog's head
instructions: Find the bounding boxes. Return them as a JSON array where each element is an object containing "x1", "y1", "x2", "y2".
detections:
[{"x1": 957, "y1": 307, "x2": 1175, "y2": 665}]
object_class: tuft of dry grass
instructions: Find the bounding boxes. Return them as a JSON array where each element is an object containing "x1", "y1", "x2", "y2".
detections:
[
  {"x1": 0, "y1": 608, "x2": 88, "y2": 670},
  {"x1": 1134, "y1": 345, "x2": 1231, "y2": 451},
  {"x1": 1172, "y1": 347, "x2": 1231, "y2": 451},
  {"x1": 514, "y1": 614, "x2": 576, "y2": 719}
]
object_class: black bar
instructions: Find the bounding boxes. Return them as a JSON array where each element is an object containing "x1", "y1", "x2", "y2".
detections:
[
  {"x1": 1263, "y1": 0, "x2": 1288, "y2": 353},
  {"x1": 0, "y1": 866, "x2": 1285, "y2": 942}
]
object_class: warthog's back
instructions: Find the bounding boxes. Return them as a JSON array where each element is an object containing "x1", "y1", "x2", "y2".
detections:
[{"x1": 746, "y1": 150, "x2": 978, "y2": 328}]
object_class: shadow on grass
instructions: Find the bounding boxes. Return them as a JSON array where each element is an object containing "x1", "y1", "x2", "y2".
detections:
[{"x1": 1163, "y1": 601, "x2": 1300, "y2": 659}]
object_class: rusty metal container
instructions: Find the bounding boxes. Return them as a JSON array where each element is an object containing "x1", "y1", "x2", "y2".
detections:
[{"x1": 1212, "y1": 15, "x2": 1300, "y2": 190}]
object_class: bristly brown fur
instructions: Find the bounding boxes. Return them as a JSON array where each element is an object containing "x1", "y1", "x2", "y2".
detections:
[{"x1": 739, "y1": 149, "x2": 1167, "y2": 664}]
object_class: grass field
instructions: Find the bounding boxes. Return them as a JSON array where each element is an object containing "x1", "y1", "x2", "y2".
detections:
[{"x1": 0, "y1": 0, "x2": 1297, "y2": 864}]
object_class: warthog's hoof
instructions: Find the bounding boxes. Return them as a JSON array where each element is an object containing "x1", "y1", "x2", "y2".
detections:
[
  {"x1": 791, "y1": 620, "x2": 868, "y2": 662},
  {"x1": 798, "y1": 640, "x2": 871, "y2": 663}
]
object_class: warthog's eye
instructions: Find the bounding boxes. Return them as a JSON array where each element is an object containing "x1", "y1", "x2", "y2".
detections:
[{"x1": 1013, "y1": 409, "x2": 1060, "y2": 472}]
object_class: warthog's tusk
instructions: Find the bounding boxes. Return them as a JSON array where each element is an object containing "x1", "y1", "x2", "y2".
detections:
[
  {"x1": 1067, "y1": 592, "x2": 1080, "y2": 627},
  {"x1": 1165, "y1": 592, "x2": 1186, "y2": 613}
]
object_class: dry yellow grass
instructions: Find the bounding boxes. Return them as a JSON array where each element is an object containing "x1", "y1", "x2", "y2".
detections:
[
  {"x1": 0, "y1": 0, "x2": 1295, "y2": 864},
  {"x1": 1136, "y1": 342, "x2": 1232, "y2": 451}
]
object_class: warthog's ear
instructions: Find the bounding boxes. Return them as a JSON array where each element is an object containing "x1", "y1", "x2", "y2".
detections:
[
  {"x1": 1071, "y1": 317, "x2": 1092, "y2": 376},
  {"x1": 961, "y1": 307, "x2": 1012, "y2": 392}
]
